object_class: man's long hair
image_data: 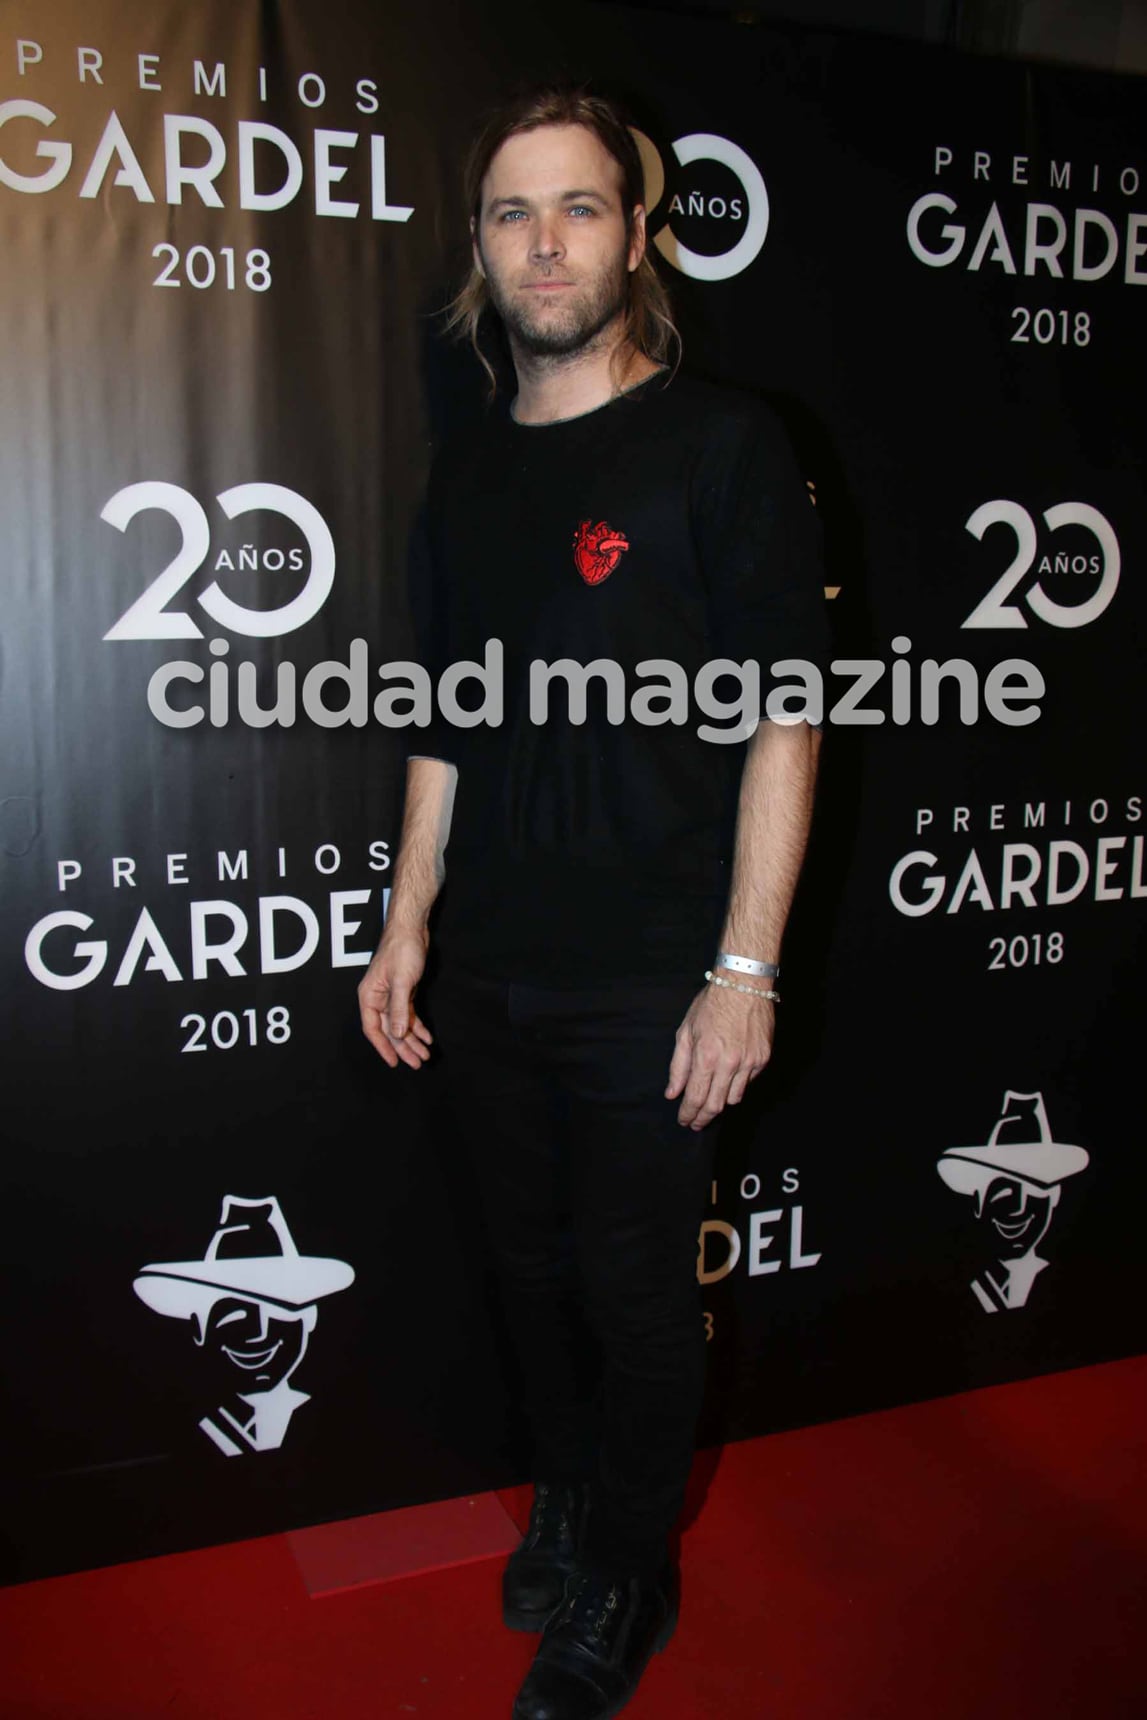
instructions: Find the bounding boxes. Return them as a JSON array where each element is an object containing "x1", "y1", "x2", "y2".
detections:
[{"x1": 444, "y1": 86, "x2": 680, "y2": 395}]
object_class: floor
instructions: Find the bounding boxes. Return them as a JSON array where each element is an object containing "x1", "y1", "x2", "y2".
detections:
[{"x1": 2, "y1": 1354, "x2": 1144, "y2": 1720}]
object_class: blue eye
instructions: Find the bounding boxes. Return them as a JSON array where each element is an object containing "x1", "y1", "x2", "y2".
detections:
[{"x1": 500, "y1": 209, "x2": 528, "y2": 222}]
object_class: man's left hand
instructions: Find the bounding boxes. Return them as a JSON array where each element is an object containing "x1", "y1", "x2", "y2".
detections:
[{"x1": 665, "y1": 984, "x2": 774, "y2": 1130}]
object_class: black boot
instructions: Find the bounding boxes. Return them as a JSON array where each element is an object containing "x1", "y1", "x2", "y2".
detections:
[
  {"x1": 503, "y1": 1482, "x2": 590, "y2": 1632},
  {"x1": 511, "y1": 1563, "x2": 678, "y2": 1720}
]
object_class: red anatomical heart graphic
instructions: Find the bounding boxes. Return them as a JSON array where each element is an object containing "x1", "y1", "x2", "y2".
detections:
[{"x1": 573, "y1": 519, "x2": 629, "y2": 586}]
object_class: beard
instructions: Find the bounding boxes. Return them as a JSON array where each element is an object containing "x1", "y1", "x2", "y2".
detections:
[{"x1": 484, "y1": 252, "x2": 630, "y2": 359}]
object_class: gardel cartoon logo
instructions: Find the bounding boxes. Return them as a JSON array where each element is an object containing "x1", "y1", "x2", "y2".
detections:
[
  {"x1": 133, "y1": 1195, "x2": 354, "y2": 1456},
  {"x1": 937, "y1": 1091, "x2": 1089, "y2": 1313},
  {"x1": 573, "y1": 519, "x2": 629, "y2": 586}
]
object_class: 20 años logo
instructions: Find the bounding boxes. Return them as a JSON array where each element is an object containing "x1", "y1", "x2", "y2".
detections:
[
  {"x1": 962, "y1": 499, "x2": 1119, "y2": 630},
  {"x1": 101, "y1": 479, "x2": 363, "y2": 730},
  {"x1": 101, "y1": 480, "x2": 333, "y2": 640},
  {"x1": 632, "y1": 129, "x2": 769, "y2": 282}
]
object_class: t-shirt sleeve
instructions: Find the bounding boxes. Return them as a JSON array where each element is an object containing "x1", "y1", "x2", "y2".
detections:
[
  {"x1": 691, "y1": 400, "x2": 830, "y2": 725},
  {"x1": 405, "y1": 496, "x2": 457, "y2": 766}
]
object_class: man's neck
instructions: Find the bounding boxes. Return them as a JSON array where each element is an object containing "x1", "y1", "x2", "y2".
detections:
[{"x1": 509, "y1": 330, "x2": 660, "y2": 426}]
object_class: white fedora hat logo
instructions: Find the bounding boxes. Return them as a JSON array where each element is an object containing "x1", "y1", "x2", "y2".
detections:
[
  {"x1": 937, "y1": 1091, "x2": 1089, "y2": 1198},
  {"x1": 133, "y1": 1194, "x2": 355, "y2": 1321}
]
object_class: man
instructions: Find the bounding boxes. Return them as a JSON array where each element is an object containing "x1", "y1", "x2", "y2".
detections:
[
  {"x1": 937, "y1": 1090, "x2": 1089, "y2": 1312},
  {"x1": 133, "y1": 1194, "x2": 355, "y2": 1456},
  {"x1": 359, "y1": 87, "x2": 828, "y2": 1720}
]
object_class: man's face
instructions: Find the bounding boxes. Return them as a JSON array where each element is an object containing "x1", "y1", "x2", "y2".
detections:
[
  {"x1": 473, "y1": 123, "x2": 645, "y2": 359},
  {"x1": 975, "y1": 1175, "x2": 1056, "y2": 1260},
  {"x1": 199, "y1": 1296, "x2": 312, "y2": 1391}
]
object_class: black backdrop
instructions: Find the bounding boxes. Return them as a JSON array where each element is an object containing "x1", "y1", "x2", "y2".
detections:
[{"x1": 1, "y1": 0, "x2": 1144, "y2": 1583}]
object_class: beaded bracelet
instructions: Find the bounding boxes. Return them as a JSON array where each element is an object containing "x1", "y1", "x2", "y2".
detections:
[{"x1": 704, "y1": 970, "x2": 781, "y2": 1003}]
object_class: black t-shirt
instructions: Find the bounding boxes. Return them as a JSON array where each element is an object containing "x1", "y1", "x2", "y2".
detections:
[{"x1": 407, "y1": 368, "x2": 829, "y2": 986}]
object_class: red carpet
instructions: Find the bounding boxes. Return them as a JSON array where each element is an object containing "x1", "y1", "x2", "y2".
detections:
[{"x1": 2, "y1": 1356, "x2": 1144, "y2": 1720}]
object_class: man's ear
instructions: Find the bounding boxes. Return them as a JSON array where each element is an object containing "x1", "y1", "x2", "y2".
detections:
[
  {"x1": 471, "y1": 215, "x2": 485, "y2": 279},
  {"x1": 628, "y1": 203, "x2": 647, "y2": 274}
]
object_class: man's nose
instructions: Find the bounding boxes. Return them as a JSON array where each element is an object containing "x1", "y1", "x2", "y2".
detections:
[{"x1": 530, "y1": 218, "x2": 565, "y2": 263}]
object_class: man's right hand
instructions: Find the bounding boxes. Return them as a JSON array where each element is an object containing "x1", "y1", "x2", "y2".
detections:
[{"x1": 357, "y1": 926, "x2": 434, "y2": 1069}]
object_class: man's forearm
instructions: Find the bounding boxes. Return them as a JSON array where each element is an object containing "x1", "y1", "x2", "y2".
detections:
[
  {"x1": 386, "y1": 757, "x2": 458, "y2": 934},
  {"x1": 718, "y1": 720, "x2": 821, "y2": 967}
]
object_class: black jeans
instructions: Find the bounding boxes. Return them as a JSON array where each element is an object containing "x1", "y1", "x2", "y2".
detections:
[{"x1": 428, "y1": 962, "x2": 716, "y2": 1580}]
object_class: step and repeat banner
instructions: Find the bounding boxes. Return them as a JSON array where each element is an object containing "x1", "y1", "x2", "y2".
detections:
[{"x1": 2, "y1": 0, "x2": 1144, "y2": 1582}]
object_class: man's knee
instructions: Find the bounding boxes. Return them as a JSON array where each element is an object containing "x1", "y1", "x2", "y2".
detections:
[{"x1": 579, "y1": 1263, "x2": 703, "y2": 1354}]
